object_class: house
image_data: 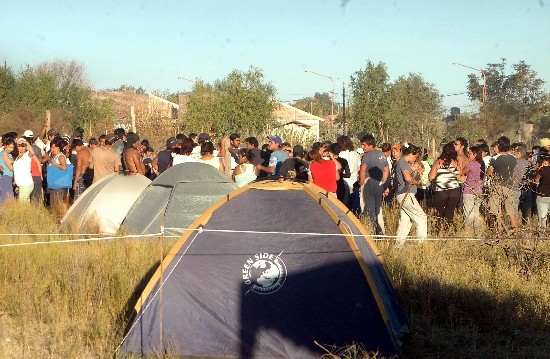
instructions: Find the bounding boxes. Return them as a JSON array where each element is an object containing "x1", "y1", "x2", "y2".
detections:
[{"x1": 273, "y1": 102, "x2": 323, "y2": 142}]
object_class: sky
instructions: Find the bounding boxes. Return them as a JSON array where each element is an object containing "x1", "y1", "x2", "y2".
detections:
[{"x1": 1, "y1": 0, "x2": 549, "y2": 114}]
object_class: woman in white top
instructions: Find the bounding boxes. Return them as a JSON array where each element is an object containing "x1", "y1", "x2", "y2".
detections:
[
  {"x1": 232, "y1": 149, "x2": 258, "y2": 187},
  {"x1": 172, "y1": 138, "x2": 197, "y2": 166},
  {"x1": 197, "y1": 141, "x2": 224, "y2": 172},
  {"x1": 13, "y1": 138, "x2": 40, "y2": 202}
]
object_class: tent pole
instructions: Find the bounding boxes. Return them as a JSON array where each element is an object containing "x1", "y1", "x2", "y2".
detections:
[{"x1": 159, "y1": 214, "x2": 165, "y2": 352}]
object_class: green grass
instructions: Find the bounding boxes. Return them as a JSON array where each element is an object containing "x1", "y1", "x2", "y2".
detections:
[{"x1": 0, "y1": 200, "x2": 549, "y2": 358}]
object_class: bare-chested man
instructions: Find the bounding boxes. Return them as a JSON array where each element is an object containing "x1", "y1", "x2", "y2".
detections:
[
  {"x1": 72, "y1": 139, "x2": 93, "y2": 200},
  {"x1": 123, "y1": 132, "x2": 145, "y2": 176},
  {"x1": 454, "y1": 137, "x2": 468, "y2": 174}
]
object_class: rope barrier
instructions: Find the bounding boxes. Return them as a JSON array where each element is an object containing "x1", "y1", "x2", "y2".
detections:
[
  {"x1": 0, "y1": 227, "x2": 547, "y2": 248},
  {"x1": 0, "y1": 233, "x2": 179, "y2": 248}
]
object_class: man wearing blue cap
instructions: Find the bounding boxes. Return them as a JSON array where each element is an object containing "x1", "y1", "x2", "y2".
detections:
[{"x1": 255, "y1": 135, "x2": 289, "y2": 178}]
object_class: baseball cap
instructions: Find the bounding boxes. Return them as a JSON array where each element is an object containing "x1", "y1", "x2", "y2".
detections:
[
  {"x1": 198, "y1": 133, "x2": 211, "y2": 142},
  {"x1": 16, "y1": 138, "x2": 27, "y2": 145},
  {"x1": 166, "y1": 136, "x2": 181, "y2": 148},
  {"x1": 22, "y1": 130, "x2": 34, "y2": 138},
  {"x1": 267, "y1": 135, "x2": 282, "y2": 146},
  {"x1": 105, "y1": 133, "x2": 117, "y2": 144}
]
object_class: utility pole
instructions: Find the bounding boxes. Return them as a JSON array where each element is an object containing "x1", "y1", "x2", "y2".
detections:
[
  {"x1": 304, "y1": 69, "x2": 335, "y2": 121},
  {"x1": 342, "y1": 81, "x2": 346, "y2": 134},
  {"x1": 453, "y1": 62, "x2": 487, "y2": 106}
]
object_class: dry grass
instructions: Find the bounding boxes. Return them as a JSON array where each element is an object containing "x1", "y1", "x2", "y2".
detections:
[
  {"x1": 0, "y1": 200, "x2": 549, "y2": 358},
  {"x1": 0, "y1": 201, "x2": 174, "y2": 358}
]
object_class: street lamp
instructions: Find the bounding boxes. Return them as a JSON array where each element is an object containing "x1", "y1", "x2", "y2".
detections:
[
  {"x1": 304, "y1": 69, "x2": 335, "y2": 120},
  {"x1": 453, "y1": 62, "x2": 487, "y2": 106}
]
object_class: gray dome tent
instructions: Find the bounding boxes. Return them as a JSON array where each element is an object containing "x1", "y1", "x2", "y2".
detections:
[
  {"x1": 121, "y1": 162, "x2": 238, "y2": 236},
  {"x1": 120, "y1": 180, "x2": 409, "y2": 358}
]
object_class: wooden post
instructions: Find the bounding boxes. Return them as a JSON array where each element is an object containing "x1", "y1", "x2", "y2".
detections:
[
  {"x1": 46, "y1": 110, "x2": 51, "y2": 129},
  {"x1": 130, "y1": 106, "x2": 136, "y2": 133}
]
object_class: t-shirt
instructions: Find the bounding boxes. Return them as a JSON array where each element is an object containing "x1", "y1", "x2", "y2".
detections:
[
  {"x1": 537, "y1": 165, "x2": 550, "y2": 197},
  {"x1": 112, "y1": 139, "x2": 125, "y2": 156},
  {"x1": 394, "y1": 157, "x2": 417, "y2": 195},
  {"x1": 156, "y1": 150, "x2": 173, "y2": 173},
  {"x1": 361, "y1": 149, "x2": 388, "y2": 181},
  {"x1": 249, "y1": 148, "x2": 263, "y2": 166},
  {"x1": 511, "y1": 157, "x2": 530, "y2": 191},
  {"x1": 172, "y1": 155, "x2": 197, "y2": 166},
  {"x1": 267, "y1": 150, "x2": 289, "y2": 177},
  {"x1": 463, "y1": 161, "x2": 482, "y2": 195},
  {"x1": 30, "y1": 144, "x2": 43, "y2": 177},
  {"x1": 0, "y1": 151, "x2": 14, "y2": 177},
  {"x1": 309, "y1": 159, "x2": 337, "y2": 192},
  {"x1": 89, "y1": 147, "x2": 121, "y2": 183},
  {"x1": 489, "y1": 153, "x2": 517, "y2": 186},
  {"x1": 279, "y1": 157, "x2": 309, "y2": 181},
  {"x1": 197, "y1": 156, "x2": 221, "y2": 170},
  {"x1": 13, "y1": 154, "x2": 33, "y2": 186},
  {"x1": 339, "y1": 150, "x2": 361, "y2": 183}
]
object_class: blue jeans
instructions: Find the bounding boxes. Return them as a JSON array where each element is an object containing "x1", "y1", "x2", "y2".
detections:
[
  {"x1": 362, "y1": 179, "x2": 385, "y2": 235},
  {"x1": 0, "y1": 175, "x2": 14, "y2": 205}
]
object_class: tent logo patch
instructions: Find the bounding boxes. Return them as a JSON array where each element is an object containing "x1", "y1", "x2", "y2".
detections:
[{"x1": 242, "y1": 252, "x2": 287, "y2": 295}]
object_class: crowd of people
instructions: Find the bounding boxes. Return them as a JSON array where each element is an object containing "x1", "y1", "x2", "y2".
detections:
[{"x1": 1, "y1": 121, "x2": 550, "y2": 241}]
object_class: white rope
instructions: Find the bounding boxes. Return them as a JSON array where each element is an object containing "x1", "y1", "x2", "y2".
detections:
[
  {"x1": 162, "y1": 227, "x2": 548, "y2": 241},
  {"x1": 0, "y1": 233, "x2": 102, "y2": 236},
  {"x1": 0, "y1": 233, "x2": 179, "y2": 248},
  {"x1": 0, "y1": 227, "x2": 547, "y2": 249}
]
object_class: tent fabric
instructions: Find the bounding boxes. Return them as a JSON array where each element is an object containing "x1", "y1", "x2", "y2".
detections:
[
  {"x1": 61, "y1": 173, "x2": 151, "y2": 234},
  {"x1": 120, "y1": 180, "x2": 409, "y2": 358},
  {"x1": 121, "y1": 162, "x2": 238, "y2": 236}
]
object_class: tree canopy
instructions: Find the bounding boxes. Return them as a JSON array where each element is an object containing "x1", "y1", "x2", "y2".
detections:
[
  {"x1": 0, "y1": 60, "x2": 113, "y2": 135},
  {"x1": 292, "y1": 92, "x2": 332, "y2": 118},
  {"x1": 183, "y1": 66, "x2": 277, "y2": 136},
  {"x1": 348, "y1": 60, "x2": 443, "y2": 144},
  {"x1": 467, "y1": 59, "x2": 549, "y2": 140}
]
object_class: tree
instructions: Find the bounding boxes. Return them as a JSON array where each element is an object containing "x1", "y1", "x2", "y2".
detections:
[
  {"x1": 183, "y1": 66, "x2": 277, "y2": 136},
  {"x1": 386, "y1": 73, "x2": 444, "y2": 145},
  {"x1": 349, "y1": 61, "x2": 390, "y2": 140},
  {"x1": 11, "y1": 65, "x2": 58, "y2": 113},
  {"x1": 292, "y1": 92, "x2": 332, "y2": 118},
  {"x1": 467, "y1": 59, "x2": 549, "y2": 141},
  {"x1": 0, "y1": 60, "x2": 114, "y2": 137},
  {"x1": 35, "y1": 59, "x2": 89, "y2": 90},
  {"x1": 0, "y1": 63, "x2": 16, "y2": 113}
]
